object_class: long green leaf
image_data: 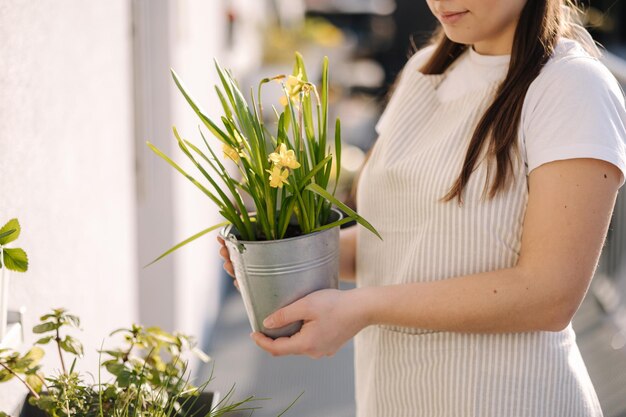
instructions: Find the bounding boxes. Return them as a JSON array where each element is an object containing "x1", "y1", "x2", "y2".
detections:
[
  {"x1": 170, "y1": 69, "x2": 232, "y2": 145},
  {"x1": 320, "y1": 56, "x2": 329, "y2": 158},
  {"x1": 215, "y1": 86, "x2": 232, "y2": 120},
  {"x1": 332, "y1": 118, "x2": 342, "y2": 195},
  {"x1": 192, "y1": 130, "x2": 255, "y2": 239},
  {"x1": 297, "y1": 155, "x2": 332, "y2": 191},
  {"x1": 278, "y1": 196, "x2": 297, "y2": 239},
  {"x1": 173, "y1": 128, "x2": 239, "y2": 219},
  {"x1": 146, "y1": 141, "x2": 225, "y2": 210},
  {"x1": 145, "y1": 221, "x2": 230, "y2": 267},
  {"x1": 310, "y1": 217, "x2": 354, "y2": 233},
  {"x1": 305, "y1": 183, "x2": 382, "y2": 240}
]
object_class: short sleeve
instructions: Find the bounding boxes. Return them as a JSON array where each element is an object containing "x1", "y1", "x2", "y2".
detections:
[
  {"x1": 522, "y1": 56, "x2": 626, "y2": 186},
  {"x1": 375, "y1": 45, "x2": 436, "y2": 134}
]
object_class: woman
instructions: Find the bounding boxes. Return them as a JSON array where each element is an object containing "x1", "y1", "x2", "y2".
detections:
[{"x1": 219, "y1": 0, "x2": 626, "y2": 415}]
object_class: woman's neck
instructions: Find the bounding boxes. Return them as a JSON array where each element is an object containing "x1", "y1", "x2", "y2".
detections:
[{"x1": 472, "y1": 19, "x2": 517, "y2": 55}]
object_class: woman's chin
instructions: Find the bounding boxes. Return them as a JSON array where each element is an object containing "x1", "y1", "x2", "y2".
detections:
[{"x1": 443, "y1": 31, "x2": 473, "y2": 46}]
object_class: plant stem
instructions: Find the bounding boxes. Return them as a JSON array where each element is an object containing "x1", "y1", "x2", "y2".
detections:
[
  {"x1": 55, "y1": 328, "x2": 67, "y2": 375},
  {"x1": 122, "y1": 342, "x2": 135, "y2": 363},
  {"x1": 0, "y1": 362, "x2": 40, "y2": 400},
  {"x1": 36, "y1": 373, "x2": 49, "y2": 391}
]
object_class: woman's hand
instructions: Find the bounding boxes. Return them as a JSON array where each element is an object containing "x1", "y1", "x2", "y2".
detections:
[
  {"x1": 217, "y1": 236, "x2": 238, "y2": 289},
  {"x1": 250, "y1": 289, "x2": 369, "y2": 359}
]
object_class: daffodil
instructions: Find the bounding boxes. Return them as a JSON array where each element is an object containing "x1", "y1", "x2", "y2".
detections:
[
  {"x1": 267, "y1": 165, "x2": 289, "y2": 188},
  {"x1": 222, "y1": 143, "x2": 240, "y2": 162},
  {"x1": 285, "y1": 70, "x2": 305, "y2": 98},
  {"x1": 269, "y1": 143, "x2": 301, "y2": 170}
]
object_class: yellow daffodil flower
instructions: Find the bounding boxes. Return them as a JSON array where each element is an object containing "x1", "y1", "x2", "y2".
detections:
[
  {"x1": 222, "y1": 143, "x2": 240, "y2": 163},
  {"x1": 285, "y1": 70, "x2": 304, "y2": 98},
  {"x1": 269, "y1": 143, "x2": 301, "y2": 170},
  {"x1": 267, "y1": 166, "x2": 289, "y2": 188}
]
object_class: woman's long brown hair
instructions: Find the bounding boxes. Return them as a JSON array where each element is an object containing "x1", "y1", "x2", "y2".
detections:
[{"x1": 418, "y1": 0, "x2": 600, "y2": 204}]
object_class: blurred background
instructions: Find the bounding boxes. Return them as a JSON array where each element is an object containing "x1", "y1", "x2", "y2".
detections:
[{"x1": 1, "y1": 0, "x2": 625, "y2": 415}]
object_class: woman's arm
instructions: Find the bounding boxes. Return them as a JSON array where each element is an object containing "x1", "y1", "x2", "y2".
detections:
[
  {"x1": 252, "y1": 158, "x2": 623, "y2": 357},
  {"x1": 364, "y1": 158, "x2": 621, "y2": 333}
]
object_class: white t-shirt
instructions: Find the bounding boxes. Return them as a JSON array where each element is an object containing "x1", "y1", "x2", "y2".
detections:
[{"x1": 380, "y1": 38, "x2": 626, "y2": 183}]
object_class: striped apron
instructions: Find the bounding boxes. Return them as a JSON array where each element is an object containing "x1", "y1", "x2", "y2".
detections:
[{"x1": 355, "y1": 68, "x2": 603, "y2": 416}]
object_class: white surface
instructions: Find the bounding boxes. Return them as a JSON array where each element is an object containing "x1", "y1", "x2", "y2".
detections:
[
  {"x1": 0, "y1": 322, "x2": 23, "y2": 351},
  {"x1": 0, "y1": 266, "x2": 8, "y2": 340},
  {"x1": 0, "y1": 0, "x2": 137, "y2": 410},
  {"x1": 170, "y1": 0, "x2": 227, "y2": 344},
  {"x1": 132, "y1": 0, "x2": 228, "y2": 348}
]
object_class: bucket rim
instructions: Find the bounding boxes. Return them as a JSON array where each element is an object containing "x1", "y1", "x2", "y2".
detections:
[{"x1": 219, "y1": 207, "x2": 344, "y2": 245}]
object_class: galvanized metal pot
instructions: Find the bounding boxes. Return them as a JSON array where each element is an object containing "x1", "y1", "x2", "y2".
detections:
[{"x1": 220, "y1": 209, "x2": 342, "y2": 339}]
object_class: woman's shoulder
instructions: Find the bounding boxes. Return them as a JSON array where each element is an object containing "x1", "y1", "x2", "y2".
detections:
[
  {"x1": 520, "y1": 38, "x2": 626, "y2": 180},
  {"x1": 405, "y1": 44, "x2": 438, "y2": 72},
  {"x1": 529, "y1": 38, "x2": 623, "y2": 102},
  {"x1": 524, "y1": 38, "x2": 625, "y2": 122}
]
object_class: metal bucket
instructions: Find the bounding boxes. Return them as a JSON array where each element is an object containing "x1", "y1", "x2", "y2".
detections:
[{"x1": 220, "y1": 209, "x2": 341, "y2": 339}]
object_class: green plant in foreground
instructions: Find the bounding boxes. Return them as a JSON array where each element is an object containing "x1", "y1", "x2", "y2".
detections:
[
  {"x1": 1, "y1": 309, "x2": 291, "y2": 417},
  {"x1": 0, "y1": 218, "x2": 29, "y2": 273},
  {"x1": 148, "y1": 53, "x2": 380, "y2": 264}
]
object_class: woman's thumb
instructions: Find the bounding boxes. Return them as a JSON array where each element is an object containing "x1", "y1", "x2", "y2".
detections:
[{"x1": 263, "y1": 300, "x2": 306, "y2": 329}]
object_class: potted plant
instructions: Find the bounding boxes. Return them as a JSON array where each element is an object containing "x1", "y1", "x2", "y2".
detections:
[
  {"x1": 0, "y1": 308, "x2": 288, "y2": 417},
  {"x1": 0, "y1": 219, "x2": 29, "y2": 340},
  {"x1": 148, "y1": 53, "x2": 381, "y2": 338}
]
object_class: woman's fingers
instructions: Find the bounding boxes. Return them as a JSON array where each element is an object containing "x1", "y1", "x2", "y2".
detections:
[
  {"x1": 217, "y1": 236, "x2": 236, "y2": 280},
  {"x1": 250, "y1": 332, "x2": 311, "y2": 357},
  {"x1": 263, "y1": 298, "x2": 310, "y2": 329}
]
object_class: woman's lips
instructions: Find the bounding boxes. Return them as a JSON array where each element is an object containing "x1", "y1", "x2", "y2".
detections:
[{"x1": 439, "y1": 11, "x2": 469, "y2": 24}]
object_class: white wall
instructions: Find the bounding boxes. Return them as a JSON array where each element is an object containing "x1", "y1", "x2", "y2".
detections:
[
  {"x1": 170, "y1": 0, "x2": 227, "y2": 343},
  {"x1": 133, "y1": 0, "x2": 226, "y2": 344},
  {"x1": 0, "y1": 0, "x2": 251, "y2": 411},
  {"x1": 0, "y1": 0, "x2": 137, "y2": 412}
]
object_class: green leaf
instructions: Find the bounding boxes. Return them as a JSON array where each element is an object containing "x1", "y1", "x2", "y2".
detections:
[
  {"x1": 14, "y1": 347, "x2": 44, "y2": 369},
  {"x1": 35, "y1": 336, "x2": 54, "y2": 345},
  {"x1": 147, "y1": 140, "x2": 227, "y2": 210},
  {"x1": 105, "y1": 362, "x2": 126, "y2": 376},
  {"x1": 297, "y1": 155, "x2": 332, "y2": 191},
  {"x1": 59, "y1": 336, "x2": 84, "y2": 357},
  {"x1": 100, "y1": 349, "x2": 125, "y2": 359},
  {"x1": 321, "y1": 56, "x2": 329, "y2": 140},
  {"x1": 171, "y1": 69, "x2": 232, "y2": 145},
  {"x1": 22, "y1": 347, "x2": 44, "y2": 364},
  {"x1": 32, "y1": 321, "x2": 61, "y2": 334},
  {"x1": 61, "y1": 314, "x2": 80, "y2": 328},
  {"x1": 0, "y1": 219, "x2": 20, "y2": 245},
  {"x1": 26, "y1": 373, "x2": 43, "y2": 393},
  {"x1": 145, "y1": 221, "x2": 231, "y2": 267},
  {"x1": 0, "y1": 370, "x2": 14, "y2": 383},
  {"x1": 0, "y1": 229, "x2": 16, "y2": 245},
  {"x1": 311, "y1": 217, "x2": 356, "y2": 233},
  {"x1": 305, "y1": 183, "x2": 382, "y2": 240},
  {"x1": 116, "y1": 369, "x2": 134, "y2": 387},
  {"x1": 191, "y1": 347, "x2": 211, "y2": 363},
  {"x1": 333, "y1": 118, "x2": 342, "y2": 193},
  {"x1": 2, "y1": 248, "x2": 28, "y2": 272}
]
